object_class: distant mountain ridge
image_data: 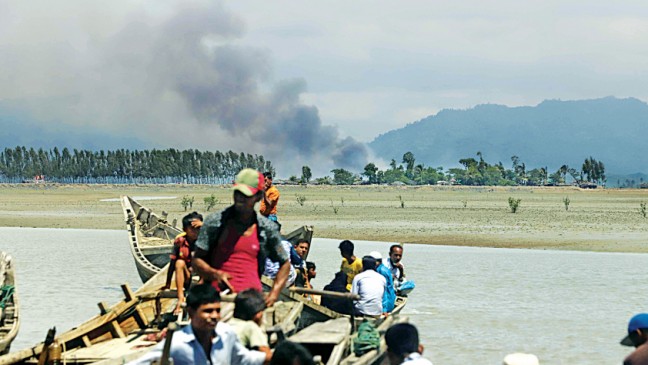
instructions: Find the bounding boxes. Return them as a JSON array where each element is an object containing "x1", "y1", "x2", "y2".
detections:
[{"x1": 369, "y1": 97, "x2": 648, "y2": 175}]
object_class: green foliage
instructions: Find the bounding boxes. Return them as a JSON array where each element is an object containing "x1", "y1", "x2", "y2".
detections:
[
  {"x1": 362, "y1": 163, "x2": 379, "y2": 184},
  {"x1": 0, "y1": 146, "x2": 274, "y2": 184},
  {"x1": 301, "y1": 166, "x2": 312, "y2": 184},
  {"x1": 181, "y1": 195, "x2": 195, "y2": 211},
  {"x1": 204, "y1": 194, "x2": 218, "y2": 211},
  {"x1": 331, "y1": 168, "x2": 356, "y2": 185},
  {"x1": 640, "y1": 202, "x2": 647, "y2": 218},
  {"x1": 296, "y1": 194, "x2": 307, "y2": 207},
  {"x1": 289, "y1": 175, "x2": 299, "y2": 183},
  {"x1": 563, "y1": 197, "x2": 570, "y2": 211},
  {"x1": 508, "y1": 197, "x2": 521, "y2": 213}
]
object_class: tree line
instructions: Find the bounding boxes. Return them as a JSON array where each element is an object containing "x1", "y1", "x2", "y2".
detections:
[
  {"x1": 0, "y1": 146, "x2": 273, "y2": 184},
  {"x1": 296, "y1": 152, "x2": 606, "y2": 186}
]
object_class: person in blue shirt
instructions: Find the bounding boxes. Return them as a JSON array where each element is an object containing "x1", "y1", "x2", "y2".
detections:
[
  {"x1": 128, "y1": 284, "x2": 267, "y2": 365},
  {"x1": 369, "y1": 251, "x2": 396, "y2": 314}
]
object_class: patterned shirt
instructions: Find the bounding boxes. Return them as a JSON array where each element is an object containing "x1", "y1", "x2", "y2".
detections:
[{"x1": 195, "y1": 205, "x2": 288, "y2": 277}]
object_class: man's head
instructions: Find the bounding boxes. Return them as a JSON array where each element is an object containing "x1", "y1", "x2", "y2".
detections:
[
  {"x1": 385, "y1": 323, "x2": 423, "y2": 364},
  {"x1": 621, "y1": 313, "x2": 648, "y2": 347},
  {"x1": 361, "y1": 256, "x2": 377, "y2": 272},
  {"x1": 186, "y1": 284, "x2": 221, "y2": 332},
  {"x1": 232, "y1": 168, "x2": 264, "y2": 215},
  {"x1": 263, "y1": 172, "x2": 273, "y2": 189},
  {"x1": 234, "y1": 289, "x2": 266, "y2": 324},
  {"x1": 294, "y1": 239, "x2": 310, "y2": 259},
  {"x1": 338, "y1": 240, "x2": 354, "y2": 260},
  {"x1": 270, "y1": 341, "x2": 315, "y2": 365},
  {"x1": 182, "y1": 211, "x2": 203, "y2": 241},
  {"x1": 306, "y1": 261, "x2": 316, "y2": 279},
  {"x1": 369, "y1": 251, "x2": 383, "y2": 266},
  {"x1": 389, "y1": 244, "x2": 403, "y2": 264}
]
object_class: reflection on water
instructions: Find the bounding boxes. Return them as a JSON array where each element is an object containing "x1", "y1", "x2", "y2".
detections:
[{"x1": 1, "y1": 228, "x2": 643, "y2": 364}]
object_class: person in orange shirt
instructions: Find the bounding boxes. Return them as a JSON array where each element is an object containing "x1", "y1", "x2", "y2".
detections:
[{"x1": 260, "y1": 172, "x2": 280, "y2": 222}]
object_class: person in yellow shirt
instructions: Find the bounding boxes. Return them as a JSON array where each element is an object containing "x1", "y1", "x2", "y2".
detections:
[
  {"x1": 260, "y1": 172, "x2": 280, "y2": 222},
  {"x1": 339, "y1": 240, "x2": 362, "y2": 291}
]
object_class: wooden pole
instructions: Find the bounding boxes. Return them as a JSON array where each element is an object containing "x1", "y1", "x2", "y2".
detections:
[{"x1": 289, "y1": 287, "x2": 359, "y2": 301}]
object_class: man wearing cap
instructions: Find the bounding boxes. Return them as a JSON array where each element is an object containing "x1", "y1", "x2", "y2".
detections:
[
  {"x1": 621, "y1": 313, "x2": 648, "y2": 364},
  {"x1": 192, "y1": 168, "x2": 290, "y2": 307},
  {"x1": 369, "y1": 251, "x2": 396, "y2": 314}
]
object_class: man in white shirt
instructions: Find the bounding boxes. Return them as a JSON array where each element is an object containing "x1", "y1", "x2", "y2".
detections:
[
  {"x1": 128, "y1": 284, "x2": 266, "y2": 365},
  {"x1": 385, "y1": 323, "x2": 433, "y2": 365},
  {"x1": 351, "y1": 256, "x2": 385, "y2": 317}
]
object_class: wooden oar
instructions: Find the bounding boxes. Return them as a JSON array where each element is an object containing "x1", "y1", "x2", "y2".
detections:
[
  {"x1": 289, "y1": 287, "x2": 359, "y2": 301},
  {"x1": 36, "y1": 327, "x2": 56, "y2": 365},
  {"x1": 152, "y1": 322, "x2": 179, "y2": 365}
]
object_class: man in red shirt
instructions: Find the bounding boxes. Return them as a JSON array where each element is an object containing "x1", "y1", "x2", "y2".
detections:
[{"x1": 193, "y1": 168, "x2": 290, "y2": 307}]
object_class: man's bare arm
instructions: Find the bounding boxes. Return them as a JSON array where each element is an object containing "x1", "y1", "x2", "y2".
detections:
[
  {"x1": 266, "y1": 260, "x2": 290, "y2": 306},
  {"x1": 192, "y1": 248, "x2": 232, "y2": 288}
]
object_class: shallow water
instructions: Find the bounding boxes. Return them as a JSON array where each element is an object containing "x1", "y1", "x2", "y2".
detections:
[{"x1": 1, "y1": 228, "x2": 642, "y2": 364}]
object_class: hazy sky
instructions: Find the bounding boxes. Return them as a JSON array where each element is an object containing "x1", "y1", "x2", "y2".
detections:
[{"x1": 1, "y1": 0, "x2": 647, "y2": 174}]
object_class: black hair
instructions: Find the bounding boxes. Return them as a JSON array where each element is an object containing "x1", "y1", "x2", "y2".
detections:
[
  {"x1": 385, "y1": 323, "x2": 420, "y2": 357},
  {"x1": 270, "y1": 341, "x2": 315, "y2": 365},
  {"x1": 182, "y1": 211, "x2": 203, "y2": 230},
  {"x1": 294, "y1": 238, "x2": 310, "y2": 247},
  {"x1": 233, "y1": 289, "x2": 266, "y2": 321},
  {"x1": 186, "y1": 283, "x2": 220, "y2": 310},
  {"x1": 389, "y1": 244, "x2": 403, "y2": 254},
  {"x1": 362, "y1": 256, "x2": 377, "y2": 271},
  {"x1": 263, "y1": 172, "x2": 273, "y2": 179},
  {"x1": 338, "y1": 240, "x2": 354, "y2": 255},
  {"x1": 306, "y1": 261, "x2": 316, "y2": 271}
]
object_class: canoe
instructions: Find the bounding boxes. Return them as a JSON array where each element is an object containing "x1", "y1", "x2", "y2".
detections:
[
  {"x1": 116, "y1": 196, "x2": 410, "y2": 365},
  {"x1": 0, "y1": 265, "x2": 306, "y2": 364},
  {"x1": 0, "y1": 252, "x2": 19, "y2": 356},
  {"x1": 120, "y1": 195, "x2": 314, "y2": 284},
  {"x1": 120, "y1": 196, "x2": 406, "y2": 322}
]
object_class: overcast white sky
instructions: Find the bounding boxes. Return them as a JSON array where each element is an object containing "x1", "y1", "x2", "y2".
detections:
[
  {"x1": 1, "y1": 1, "x2": 647, "y2": 173},
  {"x1": 227, "y1": 1, "x2": 648, "y2": 140}
]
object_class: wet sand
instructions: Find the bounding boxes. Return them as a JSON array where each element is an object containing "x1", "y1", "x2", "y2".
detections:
[{"x1": 1, "y1": 183, "x2": 647, "y2": 252}]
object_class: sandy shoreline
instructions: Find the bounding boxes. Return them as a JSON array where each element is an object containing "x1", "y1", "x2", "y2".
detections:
[{"x1": 1, "y1": 183, "x2": 647, "y2": 253}]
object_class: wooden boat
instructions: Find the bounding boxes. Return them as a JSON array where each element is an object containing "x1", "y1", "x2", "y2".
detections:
[
  {"x1": 0, "y1": 266, "x2": 305, "y2": 365},
  {"x1": 0, "y1": 252, "x2": 19, "y2": 356},
  {"x1": 120, "y1": 195, "x2": 314, "y2": 284},
  {"x1": 115, "y1": 196, "x2": 410, "y2": 364}
]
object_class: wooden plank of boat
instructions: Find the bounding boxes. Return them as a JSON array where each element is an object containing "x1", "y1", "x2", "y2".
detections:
[
  {"x1": 0, "y1": 266, "x2": 177, "y2": 365},
  {"x1": 0, "y1": 252, "x2": 19, "y2": 357}
]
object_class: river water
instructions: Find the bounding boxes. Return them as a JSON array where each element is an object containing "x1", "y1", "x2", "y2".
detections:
[{"x1": 1, "y1": 227, "x2": 643, "y2": 364}]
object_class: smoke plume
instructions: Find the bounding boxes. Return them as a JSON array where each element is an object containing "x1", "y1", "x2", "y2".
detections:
[{"x1": 0, "y1": 1, "x2": 367, "y2": 175}]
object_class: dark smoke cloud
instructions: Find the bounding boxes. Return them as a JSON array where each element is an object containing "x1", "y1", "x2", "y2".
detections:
[
  {"x1": 154, "y1": 2, "x2": 368, "y2": 172},
  {"x1": 0, "y1": 1, "x2": 367, "y2": 175}
]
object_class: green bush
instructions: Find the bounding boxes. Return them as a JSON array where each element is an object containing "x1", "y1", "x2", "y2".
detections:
[{"x1": 508, "y1": 197, "x2": 521, "y2": 213}]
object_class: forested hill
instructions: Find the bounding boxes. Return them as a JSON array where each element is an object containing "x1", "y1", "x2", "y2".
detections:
[{"x1": 369, "y1": 97, "x2": 648, "y2": 174}]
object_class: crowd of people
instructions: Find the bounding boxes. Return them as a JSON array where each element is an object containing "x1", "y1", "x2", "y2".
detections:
[{"x1": 140, "y1": 167, "x2": 644, "y2": 365}]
